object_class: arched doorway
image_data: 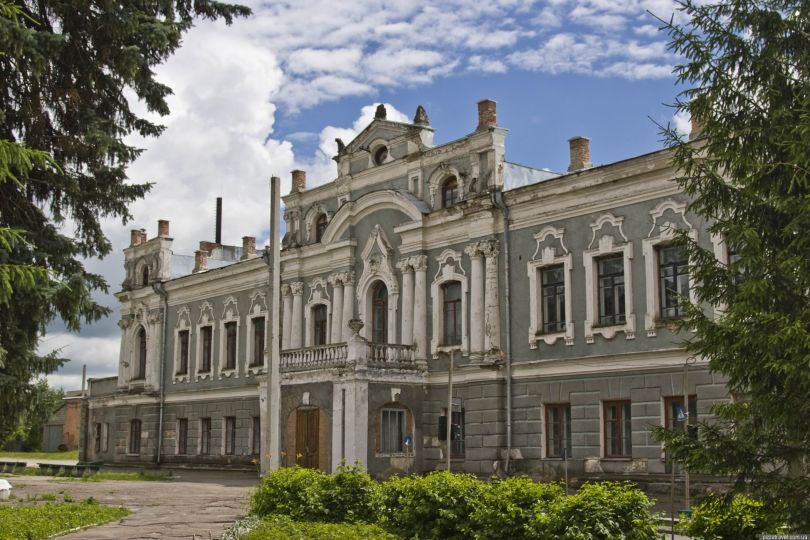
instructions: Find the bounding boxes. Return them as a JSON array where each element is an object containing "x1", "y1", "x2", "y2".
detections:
[{"x1": 371, "y1": 281, "x2": 388, "y2": 343}]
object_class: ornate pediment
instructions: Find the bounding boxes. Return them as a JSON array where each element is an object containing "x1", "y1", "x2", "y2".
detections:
[{"x1": 342, "y1": 120, "x2": 414, "y2": 156}]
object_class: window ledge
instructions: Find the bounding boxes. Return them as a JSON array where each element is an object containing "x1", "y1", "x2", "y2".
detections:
[
  {"x1": 585, "y1": 322, "x2": 636, "y2": 343},
  {"x1": 530, "y1": 330, "x2": 571, "y2": 348},
  {"x1": 219, "y1": 369, "x2": 237, "y2": 379},
  {"x1": 601, "y1": 457, "x2": 633, "y2": 461},
  {"x1": 375, "y1": 452, "x2": 415, "y2": 458},
  {"x1": 125, "y1": 453, "x2": 140, "y2": 457}
]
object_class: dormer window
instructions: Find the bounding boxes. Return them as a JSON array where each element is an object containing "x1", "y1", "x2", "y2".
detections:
[
  {"x1": 141, "y1": 266, "x2": 149, "y2": 287},
  {"x1": 373, "y1": 145, "x2": 388, "y2": 165},
  {"x1": 442, "y1": 177, "x2": 459, "y2": 208},
  {"x1": 315, "y1": 214, "x2": 328, "y2": 243}
]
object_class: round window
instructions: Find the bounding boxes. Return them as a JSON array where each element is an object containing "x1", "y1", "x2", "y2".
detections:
[{"x1": 373, "y1": 146, "x2": 388, "y2": 165}]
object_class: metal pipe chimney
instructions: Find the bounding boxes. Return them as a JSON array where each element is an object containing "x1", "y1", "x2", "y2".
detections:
[{"x1": 215, "y1": 197, "x2": 222, "y2": 244}]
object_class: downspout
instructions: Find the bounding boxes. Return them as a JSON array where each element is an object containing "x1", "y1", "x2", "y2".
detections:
[
  {"x1": 152, "y1": 281, "x2": 169, "y2": 467},
  {"x1": 490, "y1": 188, "x2": 513, "y2": 475}
]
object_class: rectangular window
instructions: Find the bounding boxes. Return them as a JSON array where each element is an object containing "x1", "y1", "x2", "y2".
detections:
[
  {"x1": 545, "y1": 404, "x2": 572, "y2": 458},
  {"x1": 381, "y1": 409, "x2": 405, "y2": 454},
  {"x1": 597, "y1": 256, "x2": 625, "y2": 326},
  {"x1": 313, "y1": 305, "x2": 328, "y2": 346},
  {"x1": 225, "y1": 416, "x2": 236, "y2": 455},
  {"x1": 251, "y1": 317, "x2": 265, "y2": 366},
  {"x1": 252, "y1": 416, "x2": 261, "y2": 455},
  {"x1": 129, "y1": 419, "x2": 141, "y2": 454},
  {"x1": 442, "y1": 281, "x2": 462, "y2": 346},
  {"x1": 102, "y1": 423, "x2": 109, "y2": 452},
  {"x1": 201, "y1": 326, "x2": 212, "y2": 372},
  {"x1": 200, "y1": 417, "x2": 211, "y2": 455},
  {"x1": 177, "y1": 418, "x2": 188, "y2": 455},
  {"x1": 664, "y1": 395, "x2": 698, "y2": 431},
  {"x1": 94, "y1": 423, "x2": 102, "y2": 453},
  {"x1": 178, "y1": 330, "x2": 189, "y2": 375},
  {"x1": 658, "y1": 246, "x2": 689, "y2": 320},
  {"x1": 541, "y1": 265, "x2": 566, "y2": 333},
  {"x1": 438, "y1": 407, "x2": 465, "y2": 458},
  {"x1": 225, "y1": 322, "x2": 237, "y2": 370},
  {"x1": 603, "y1": 401, "x2": 632, "y2": 457}
]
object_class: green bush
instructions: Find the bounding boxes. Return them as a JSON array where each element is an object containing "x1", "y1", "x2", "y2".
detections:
[
  {"x1": 471, "y1": 476, "x2": 564, "y2": 539},
  {"x1": 242, "y1": 514, "x2": 399, "y2": 540},
  {"x1": 251, "y1": 464, "x2": 379, "y2": 524},
  {"x1": 528, "y1": 482, "x2": 661, "y2": 540},
  {"x1": 250, "y1": 466, "x2": 331, "y2": 521},
  {"x1": 377, "y1": 470, "x2": 486, "y2": 539},
  {"x1": 322, "y1": 462, "x2": 379, "y2": 523},
  {"x1": 679, "y1": 494, "x2": 784, "y2": 540}
]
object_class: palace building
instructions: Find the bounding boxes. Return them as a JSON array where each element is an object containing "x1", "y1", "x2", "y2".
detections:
[{"x1": 78, "y1": 99, "x2": 729, "y2": 480}]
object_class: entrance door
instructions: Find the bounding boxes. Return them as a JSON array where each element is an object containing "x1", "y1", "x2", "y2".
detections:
[{"x1": 295, "y1": 408, "x2": 319, "y2": 469}]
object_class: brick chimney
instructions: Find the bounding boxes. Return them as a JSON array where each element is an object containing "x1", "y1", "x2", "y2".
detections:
[
  {"x1": 477, "y1": 99, "x2": 497, "y2": 131},
  {"x1": 241, "y1": 236, "x2": 256, "y2": 260},
  {"x1": 291, "y1": 170, "x2": 306, "y2": 193},
  {"x1": 193, "y1": 250, "x2": 208, "y2": 273},
  {"x1": 130, "y1": 228, "x2": 147, "y2": 247},
  {"x1": 567, "y1": 136, "x2": 593, "y2": 172},
  {"x1": 199, "y1": 240, "x2": 220, "y2": 253},
  {"x1": 157, "y1": 219, "x2": 170, "y2": 238}
]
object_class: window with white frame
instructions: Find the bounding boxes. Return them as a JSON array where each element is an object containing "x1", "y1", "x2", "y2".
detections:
[
  {"x1": 441, "y1": 281, "x2": 462, "y2": 346},
  {"x1": 250, "y1": 317, "x2": 265, "y2": 367},
  {"x1": 527, "y1": 226, "x2": 573, "y2": 348},
  {"x1": 597, "y1": 256, "x2": 625, "y2": 325},
  {"x1": 224, "y1": 322, "x2": 237, "y2": 370},
  {"x1": 177, "y1": 330, "x2": 190, "y2": 374},
  {"x1": 642, "y1": 199, "x2": 697, "y2": 337},
  {"x1": 430, "y1": 250, "x2": 468, "y2": 357},
  {"x1": 246, "y1": 291, "x2": 267, "y2": 374},
  {"x1": 173, "y1": 307, "x2": 192, "y2": 382},
  {"x1": 199, "y1": 326, "x2": 212, "y2": 373}
]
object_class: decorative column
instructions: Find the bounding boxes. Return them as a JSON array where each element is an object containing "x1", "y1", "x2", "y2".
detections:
[
  {"x1": 482, "y1": 240, "x2": 500, "y2": 352},
  {"x1": 398, "y1": 260, "x2": 414, "y2": 346},
  {"x1": 341, "y1": 272, "x2": 356, "y2": 342},
  {"x1": 412, "y1": 255, "x2": 428, "y2": 359},
  {"x1": 290, "y1": 281, "x2": 304, "y2": 349},
  {"x1": 329, "y1": 273, "x2": 344, "y2": 343},
  {"x1": 281, "y1": 284, "x2": 292, "y2": 350},
  {"x1": 465, "y1": 243, "x2": 485, "y2": 354}
]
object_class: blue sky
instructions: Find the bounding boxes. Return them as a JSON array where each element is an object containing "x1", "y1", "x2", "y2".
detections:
[{"x1": 43, "y1": 0, "x2": 692, "y2": 390}]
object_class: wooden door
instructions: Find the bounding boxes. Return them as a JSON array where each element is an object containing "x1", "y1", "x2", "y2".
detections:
[{"x1": 295, "y1": 408, "x2": 319, "y2": 469}]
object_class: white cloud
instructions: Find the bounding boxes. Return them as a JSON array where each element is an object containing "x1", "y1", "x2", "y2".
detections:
[
  {"x1": 634, "y1": 24, "x2": 661, "y2": 37},
  {"x1": 673, "y1": 109, "x2": 691, "y2": 137},
  {"x1": 468, "y1": 55, "x2": 508, "y2": 73}
]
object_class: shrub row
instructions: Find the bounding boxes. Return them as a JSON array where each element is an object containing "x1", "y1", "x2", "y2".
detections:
[{"x1": 250, "y1": 465, "x2": 662, "y2": 539}]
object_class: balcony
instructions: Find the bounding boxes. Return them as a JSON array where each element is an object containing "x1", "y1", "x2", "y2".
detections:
[{"x1": 280, "y1": 342, "x2": 421, "y2": 374}]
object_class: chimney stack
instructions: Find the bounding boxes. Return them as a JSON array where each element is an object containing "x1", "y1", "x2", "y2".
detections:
[
  {"x1": 477, "y1": 99, "x2": 497, "y2": 131},
  {"x1": 130, "y1": 228, "x2": 147, "y2": 247},
  {"x1": 567, "y1": 136, "x2": 593, "y2": 172},
  {"x1": 157, "y1": 219, "x2": 170, "y2": 238},
  {"x1": 291, "y1": 170, "x2": 306, "y2": 193},
  {"x1": 241, "y1": 236, "x2": 256, "y2": 260},
  {"x1": 215, "y1": 197, "x2": 222, "y2": 244},
  {"x1": 193, "y1": 249, "x2": 208, "y2": 273}
]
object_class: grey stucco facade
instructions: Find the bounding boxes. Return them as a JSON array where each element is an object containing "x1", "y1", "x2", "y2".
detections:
[{"x1": 81, "y1": 99, "x2": 729, "y2": 481}]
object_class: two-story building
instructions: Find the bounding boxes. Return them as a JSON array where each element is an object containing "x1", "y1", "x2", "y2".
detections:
[{"x1": 79, "y1": 99, "x2": 729, "y2": 479}]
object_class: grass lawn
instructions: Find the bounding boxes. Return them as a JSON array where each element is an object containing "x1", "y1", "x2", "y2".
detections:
[
  {"x1": 241, "y1": 515, "x2": 398, "y2": 540},
  {"x1": 0, "y1": 500, "x2": 129, "y2": 540},
  {"x1": 0, "y1": 450, "x2": 78, "y2": 461}
]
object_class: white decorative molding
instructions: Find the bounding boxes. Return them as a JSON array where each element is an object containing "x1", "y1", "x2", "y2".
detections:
[
  {"x1": 527, "y1": 226, "x2": 574, "y2": 347},
  {"x1": 304, "y1": 277, "x2": 332, "y2": 346},
  {"x1": 322, "y1": 189, "x2": 423, "y2": 244},
  {"x1": 427, "y1": 163, "x2": 463, "y2": 210},
  {"x1": 172, "y1": 307, "x2": 192, "y2": 384},
  {"x1": 218, "y1": 296, "x2": 240, "y2": 379},
  {"x1": 430, "y1": 250, "x2": 468, "y2": 357},
  {"x1": 195, "y1": 301, "x2": 215, "y2": 381},
  {"x1": 583, "y1": 214, "x2": 636, "y2": 344},
  {"x1": 249, "y1": 290, "x2": 267, "y2": 316},
  {"x1": 246, "y1": 290, "x2": 267, "y2": 376},
  {"x1": 642, "y1": 199, "x2": 698, "y2": 337},
  {"x1": 357, "y1": 225, "x2": 400, "y2": 342}
]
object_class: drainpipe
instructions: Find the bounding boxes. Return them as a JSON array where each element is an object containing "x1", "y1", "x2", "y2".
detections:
[
  {"x1": 152, "y1": 281, "x2": 169, "y2": 467},
  {"x1": 490, "y1": 188, "x2": 513, "y2": 475}
]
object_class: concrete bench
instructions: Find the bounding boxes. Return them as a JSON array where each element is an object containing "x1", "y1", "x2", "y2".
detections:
[{"x1": 0, "y1": 461, "x2": 27, "y2": 473}]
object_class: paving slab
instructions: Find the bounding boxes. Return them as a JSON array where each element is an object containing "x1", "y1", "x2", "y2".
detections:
[{"x1": 4, "y1": 470, "x2": 258, "y2": 539}]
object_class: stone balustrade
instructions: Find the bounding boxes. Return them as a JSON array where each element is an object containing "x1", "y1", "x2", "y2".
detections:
[
  {"x1": 280, "y1": 343, "x2": 348, "y2": 372},
  {"x1": 280, "y1": 341, "x2": 420, "y2": 373}
]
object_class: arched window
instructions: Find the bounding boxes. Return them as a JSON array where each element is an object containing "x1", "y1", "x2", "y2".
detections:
[
  {"x1": 141, "y1": 266, "x2": 149, "y2": 287},
  {"x1": 441, "y1": 177, "x2": 459, "y2": 208},
  {"x1": 442, "y1": 281, "x2": 462, "y2": 346},
  {"x1": 372, "y1": 281, "x2": 388, "y2": 343},
  {"x1": 373, "y1": 145, "x2": 388, "y2": 165},
  {"x1": 136, "y1": 327, "x2": 147, "y2": 380},
  {"x1": 313, "y1": 304, "x2": 328, "y2": 346},
  {"x1": 315, "y1": 214, "x2": 328, "y2": 243}
]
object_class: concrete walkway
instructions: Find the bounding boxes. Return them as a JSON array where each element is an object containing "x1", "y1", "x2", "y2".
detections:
[{"x1": 7, "y1": 470, "x2": 258, "y2": 539}]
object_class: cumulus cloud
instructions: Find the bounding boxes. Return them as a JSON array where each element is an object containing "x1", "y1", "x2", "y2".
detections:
[
  {"x1": 672, "y1": 109, "x2": 691, "y2": 137},
  {"x1": 468, "y1": 55, "x2": 508, "y2": 73}
]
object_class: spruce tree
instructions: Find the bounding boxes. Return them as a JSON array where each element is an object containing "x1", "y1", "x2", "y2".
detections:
[
  {"x1": 0, "y1": 0, "x2": 249, "y2": 445},
  {"x1": 654, "y1": 0, "x2": 810, "y2": 529}
]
